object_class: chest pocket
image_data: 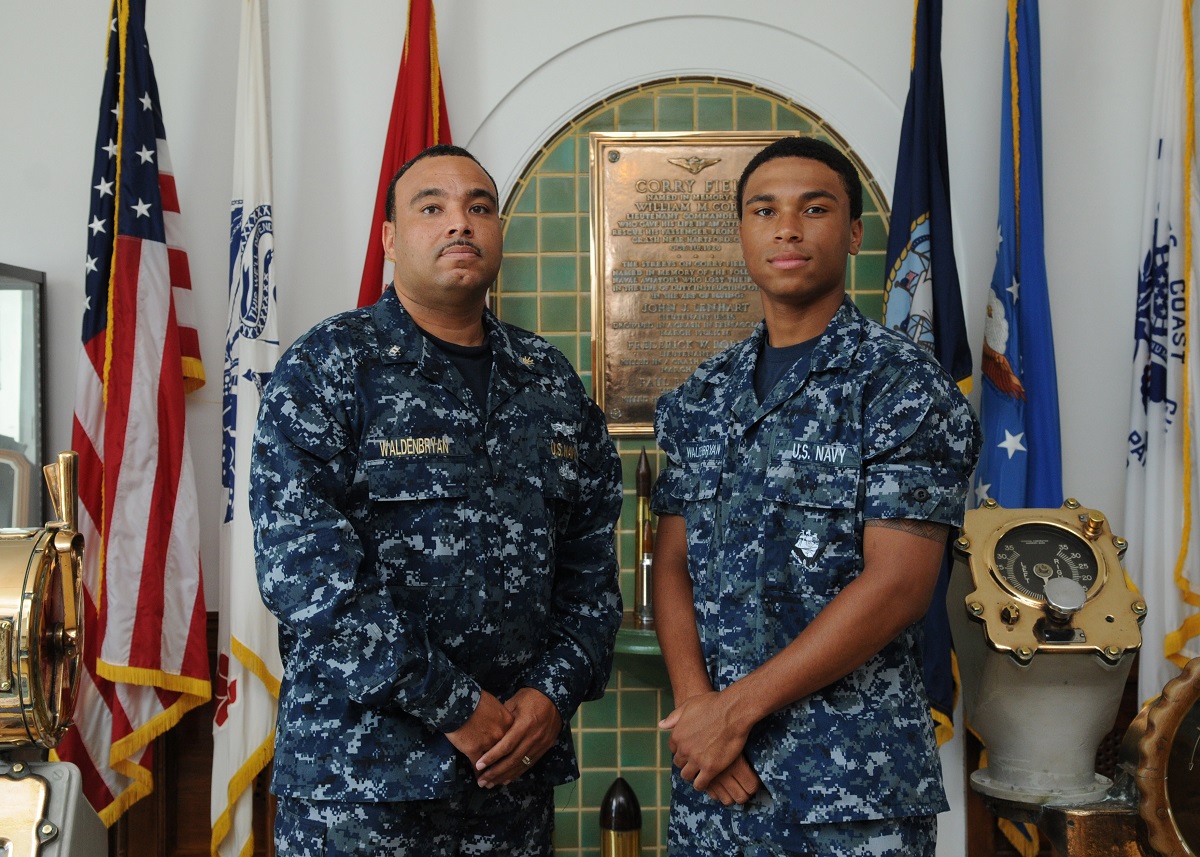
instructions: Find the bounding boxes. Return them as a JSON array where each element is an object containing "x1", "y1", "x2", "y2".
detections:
[
  {"x1": 541, "y1": 450, "x2": 579, "y2": 498},
  {"x1": 365, "y1": 456, "x2": 471, "y2": 587},
  {"x1": 760, "y1": 464, "x2": 860, "y2": 602},
  {"x1": 757, "y1": 465, "x2": 859, "y2": 653},
  {"x1": 539, "y1": 446, "x2": 581, "y2": 538},
  {"x1": 661, "y1": 458, "x2": 722, "y2": 504},
  {"x1": 685, "y1": 464, "x2": 722, "y2": 500}
]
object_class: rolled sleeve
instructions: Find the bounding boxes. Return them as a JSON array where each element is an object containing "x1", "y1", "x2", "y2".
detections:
[
  {"x1": 650, "y1": 390, "x2": 690, "y2": 517},
  {"x1": 862, "y1": 364, "x2": 981, "y2": 527}
]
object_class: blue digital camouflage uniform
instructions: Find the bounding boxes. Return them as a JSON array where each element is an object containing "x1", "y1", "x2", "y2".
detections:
[
  {"x1": 652, "y1": 297, "x2": 980, "y2": 845},
  {"x1": 251, "y1": 286, "x2": 622, "y2": 809},
  {"x1": 274, "y1": 775, "x2": 553, "y2": 856}
]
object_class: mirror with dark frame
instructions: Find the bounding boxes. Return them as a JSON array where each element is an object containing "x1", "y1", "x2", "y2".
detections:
[{"x1": 0, "y1": 262, "x2": 45, "y2": 528}]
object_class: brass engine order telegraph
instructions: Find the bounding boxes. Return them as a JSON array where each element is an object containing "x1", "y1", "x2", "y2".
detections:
[
  {"x1": 1, "y1": 451, "x2": 106, "y2": 856},
  {"x1": 949, "y1": 498, "x2": 1146, "y2": 804},
  {"x1": 949, "y1": 498, "x2": 1200, "y2": 857}
]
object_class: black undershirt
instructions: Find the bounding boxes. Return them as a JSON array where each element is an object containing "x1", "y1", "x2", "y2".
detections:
[
  {"x1": 754, "y1": 335, "x2": 819, "y2": 404},
  {"x1": 420, "y1": 328, "x2": 493, "y2": 412}
]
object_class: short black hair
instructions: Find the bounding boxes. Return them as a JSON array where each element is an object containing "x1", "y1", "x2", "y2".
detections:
[
  {"x1": 736, "y1": 136, "x2": 863, "y2": 221},
  {"x1": 384, "y1": 144, "x2": 499, "y2": 222}
]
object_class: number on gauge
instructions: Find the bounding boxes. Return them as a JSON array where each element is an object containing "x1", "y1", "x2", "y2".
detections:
[{"x1": 992, "y1": 523, "x2": 1099, "y2": 601}]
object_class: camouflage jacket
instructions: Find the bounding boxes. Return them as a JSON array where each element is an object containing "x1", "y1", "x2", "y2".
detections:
[
  {"x1": 652, "y1": 297, "x2": 980, "y2": 824},
  {"x1": 251, "y1": 287, "x2": 622, "y2": 802}
]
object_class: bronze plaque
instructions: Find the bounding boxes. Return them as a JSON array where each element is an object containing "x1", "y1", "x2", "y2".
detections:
[{"x1": 590, "y1": 132, "x2": 785, "y2": 435}]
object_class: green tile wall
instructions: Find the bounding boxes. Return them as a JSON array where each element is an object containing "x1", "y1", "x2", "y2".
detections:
[{"x1": 493, "y1": 77, "x2": 891, "y2": 856}]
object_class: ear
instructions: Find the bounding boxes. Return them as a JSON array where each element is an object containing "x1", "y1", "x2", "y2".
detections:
[
  {"x1": 848, "y1": 218, "x2": 864, "y2": 256},
  {"x1": 381, "y1": 220, "x2": 397, "y2": 263}
]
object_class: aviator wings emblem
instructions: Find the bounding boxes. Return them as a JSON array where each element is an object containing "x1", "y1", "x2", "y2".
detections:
[{"x1": 668, "y1": 156, "x2": 721, "y2": 175}]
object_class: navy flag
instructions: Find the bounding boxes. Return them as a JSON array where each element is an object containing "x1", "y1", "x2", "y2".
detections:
[
  {"x1": 883, "y1": 0, "x2": 972, "y2": 390},
  {"x1": 882, "y1": 0, "x2": 972, "y2": 747}
]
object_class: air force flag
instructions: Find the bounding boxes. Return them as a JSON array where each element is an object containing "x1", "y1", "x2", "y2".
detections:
[
  {"x1": 974, "y1": 6, "x2": 1062, "y2": 854},
  {"x1": 975, "y1": 0, "x2": 1063, "y2": 513}
]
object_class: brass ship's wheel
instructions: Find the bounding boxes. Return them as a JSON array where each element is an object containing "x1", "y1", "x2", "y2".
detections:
[{"x1": 1136, "y1": 657, "x2": 1200, "y2": 857}]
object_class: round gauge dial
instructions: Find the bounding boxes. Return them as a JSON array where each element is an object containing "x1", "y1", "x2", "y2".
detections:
[{"x1": 993, "y1": 523, "x2": 1099, "y2": 602}]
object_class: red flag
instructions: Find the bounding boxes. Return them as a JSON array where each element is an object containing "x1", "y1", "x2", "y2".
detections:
[
  {"x1": 54, "y1": 0, "x2": 211, "y2": 823},
  {"x1": 356, "y1": 0, "x2": 452, "y2": 307}
]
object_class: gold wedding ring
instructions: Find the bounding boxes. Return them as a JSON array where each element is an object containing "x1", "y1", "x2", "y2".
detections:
[{"x1": 521, "y1": 755, "x2": 533, "y2": 767}]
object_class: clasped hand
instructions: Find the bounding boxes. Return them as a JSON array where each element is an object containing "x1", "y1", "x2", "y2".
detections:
[
  {"x1": 659, "y1": 690, "x2": 762, "y2": 806},
  {"x1": 445, "y1": 687, "x2": 561, "y2": 788}
]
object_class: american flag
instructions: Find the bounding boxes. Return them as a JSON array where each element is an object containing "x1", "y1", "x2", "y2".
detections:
[{"x1": 53, "y1": 0, "x2": 212, "y2": 823}]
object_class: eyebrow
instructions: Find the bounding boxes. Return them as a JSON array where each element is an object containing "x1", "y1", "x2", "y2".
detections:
[
  {"x1": 409, "y1": 187, "x2": 499, "y2": 208},
  {"x1": 744, "y1": 188, "x2": 840, "y2": 209}
]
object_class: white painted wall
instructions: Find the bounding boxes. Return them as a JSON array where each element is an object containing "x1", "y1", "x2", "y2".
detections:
[{"x1": 0, "y1": 1, "x2": 1175, "y2": 851}]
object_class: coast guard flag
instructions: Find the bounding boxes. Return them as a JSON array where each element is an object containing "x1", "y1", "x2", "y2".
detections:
[
  {"x1": 881, "y1": 0, "x2": 972, "y2": 747},
  {"x1": 357, "y1": 0, "x2": 452, "y2": 306},
  {"x1": 56, "y1": 0, "x2": 211, "y2": 824},
  {"x1": 974, "y1": 3, "x2": 1061, "y2": 854},
  {"x1": 1124, "y1": 0, "x2": 1200, "y2": 707},
  {"x1": 211, "y1": 1, "x2": 283, "y2": 855}
]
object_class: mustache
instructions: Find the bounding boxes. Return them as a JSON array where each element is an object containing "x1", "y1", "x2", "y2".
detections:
[{"x1": 438, "y1": 239, "x2": 483, "y2": 256}]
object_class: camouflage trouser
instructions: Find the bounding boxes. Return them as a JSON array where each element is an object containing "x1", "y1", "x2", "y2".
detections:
[
  {"x1": 274, "y1": 778, "x2": 553, "y2": 856},
  {"x1": 668, "y1": 778, "x2": 937, "y2": 857}
]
